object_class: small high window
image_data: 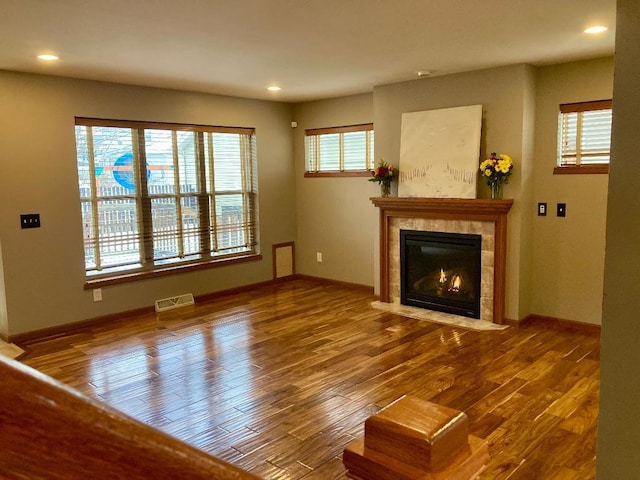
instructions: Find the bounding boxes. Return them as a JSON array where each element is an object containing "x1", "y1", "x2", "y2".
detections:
[
  {"x1": 304, "y1": 123, "x2": 374, "y2": 177},
  {"x1": 555, "y1": 99, "x2": 612, "y2": 174}
]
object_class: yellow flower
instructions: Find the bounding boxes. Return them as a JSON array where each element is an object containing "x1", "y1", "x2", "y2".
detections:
[
  {"x1": 479, "y1": 152, "x2": 514, "y2": 189},
  {"x1": 479, "y1": 159, "x2": 493, "y2": 171}
]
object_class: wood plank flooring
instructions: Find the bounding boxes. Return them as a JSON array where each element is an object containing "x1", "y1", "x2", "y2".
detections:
[{"x1": 19, "y1": 278, "x2": 599, "y2": 479}]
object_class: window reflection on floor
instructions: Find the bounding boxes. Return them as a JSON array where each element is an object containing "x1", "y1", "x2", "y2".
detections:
[{"x1": 89, "y1": 315, "x2": 255, "y2": 440}]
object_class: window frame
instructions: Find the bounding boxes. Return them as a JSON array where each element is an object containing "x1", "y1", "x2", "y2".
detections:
[
  {"x1": 75, "y1": 117, "x2": 261, "y2": 288},
  {"x1": 304, "y1": 123, "x2": 374, "y2": 177},
  {"x1": 554, "y1": 99, "x2": 612, "y2": 175}
]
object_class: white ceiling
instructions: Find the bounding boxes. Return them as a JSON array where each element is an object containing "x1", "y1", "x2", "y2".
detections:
[{"x1": 0, "y1": 0, "x2": 616, "y2": 103}]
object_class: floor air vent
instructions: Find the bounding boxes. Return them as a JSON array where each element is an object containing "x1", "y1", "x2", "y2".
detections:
[{"x1": 154, "y1": 293, "x2": 195, "y2": 312}]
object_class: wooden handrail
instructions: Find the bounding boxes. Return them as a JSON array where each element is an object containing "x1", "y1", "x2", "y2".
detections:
[{"x1": 0, "y1": 356, "x2": 260, "y2": 479}]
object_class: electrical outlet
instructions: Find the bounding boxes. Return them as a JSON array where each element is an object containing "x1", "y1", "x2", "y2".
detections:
[
  {"x1": 316, "y1": 252, "x2": 323, "y2": 263},
  {"x1": 93, "y1": 288, "x2": 102, "y2": 302},
  {"x1": 538, "y1": 203, "x2": 547, "y2": 216}
]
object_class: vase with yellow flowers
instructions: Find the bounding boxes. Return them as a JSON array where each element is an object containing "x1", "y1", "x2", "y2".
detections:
[
  {"x1": 479, "y1": 152, "x2": 513, "y2": 199},
  {"x1": 369, "y1": 159, "x2": 399, "y2": 197}
]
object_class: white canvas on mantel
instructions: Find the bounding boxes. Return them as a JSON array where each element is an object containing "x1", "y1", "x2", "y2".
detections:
[{"x1": 399, "y1": 104, "x2": 482, "y2": 198}]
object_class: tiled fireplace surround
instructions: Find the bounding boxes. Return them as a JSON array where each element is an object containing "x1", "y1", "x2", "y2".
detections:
[{"x1": 371, "y1": 197, "x2": 514, "y2": 324}]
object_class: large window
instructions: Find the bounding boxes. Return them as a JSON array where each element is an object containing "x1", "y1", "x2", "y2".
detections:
[
  {"x1": 556, "y1": 99, "x2": 612, "y2": 174},
  {"x1": 75, "y1": 118, "x2": 258, "y2": 284},
  {"x1": 304, "y1": 123, "x2": 374, "y2": 176}
]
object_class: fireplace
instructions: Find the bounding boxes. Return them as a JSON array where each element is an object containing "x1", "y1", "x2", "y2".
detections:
[
  {"x1": 371, "y1": 198, "x2": 513, "y2": 324},
  {"x1": 400, "y1": 230, "x2": 482, "y2": 319}
]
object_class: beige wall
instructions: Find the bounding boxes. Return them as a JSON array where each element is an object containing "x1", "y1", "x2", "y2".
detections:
[
  {"x1": 373, "y1": 64, "x2": 535, "y2": 321},
  {"x1": 598, "y1": 0, "x2": 640, "y2": 474},
  {"x1": 0, "y1": 57, "x2": 617, "y2": 337},
  {"x1": 0, "y1": 71, "x2": 295, "y2": 337},
  {"x1": 531, "y1": 58, "x2": 614, "y2": 325},
  {"x1": 0, "y1": 239, "x2": 7, "y2": 335},
  {"x1": 516, "y1": 67, "x2": 537, "y2": 318},
  {"x1": 292, "y1": 94, "x2": 376, "y2": 286},
  {"x1": 292, "y1": 61, "x2": 613, "y2": 325}
]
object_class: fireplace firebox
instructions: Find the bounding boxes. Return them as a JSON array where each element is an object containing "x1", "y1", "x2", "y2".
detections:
[{"x1": 400, "y1": 230, "x2": 482, "y2": 319}]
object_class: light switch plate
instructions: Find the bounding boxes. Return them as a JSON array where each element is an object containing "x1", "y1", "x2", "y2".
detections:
[
  {"x1": 557, "y1": 203, "x2": 566, "y2": 217},
  {"x1": 20, "y1": 213, "x2": 40, "y2": 229},
  {"x1": 538, "y1": 203, "x2": 547, "y2": 216}
]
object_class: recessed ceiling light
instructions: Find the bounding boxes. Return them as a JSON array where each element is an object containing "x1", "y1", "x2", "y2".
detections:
[
  {"x1": 267, "y1": 85, "x2": 281, "y2": 92},
  {"x1": 37, "y1": 54, "x2": 59, "y2": 61},
  {"x1": 584, "y1": 26, "x2": 608, "y2": 34}
]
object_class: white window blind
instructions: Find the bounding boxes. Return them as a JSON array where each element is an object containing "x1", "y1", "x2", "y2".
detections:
[
  {"x1": 305, "y1": 124, "x2": 374, "y2": 174},
  {"x1": 75, "y1": 118, "x2": 258, "y2": 278},
  {"x1": 558, "y1": 100, "x2": 612, "y2": 166}
]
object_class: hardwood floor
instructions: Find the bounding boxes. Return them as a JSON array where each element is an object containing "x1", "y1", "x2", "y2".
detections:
[{"x1": 19, "y1": 278, "x2": 599, "y2": 479}]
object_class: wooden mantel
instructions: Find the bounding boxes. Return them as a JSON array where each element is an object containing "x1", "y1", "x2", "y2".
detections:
[{"x1": 371, "y1": 197, "x2": 514, "y2": 324}]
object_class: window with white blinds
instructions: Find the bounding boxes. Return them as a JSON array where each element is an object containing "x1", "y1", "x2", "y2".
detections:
[
  {"x1": 305, "y1": 123, "x2": 374, "y2": 176},
  {"x1": 557, "y1": 100, "x2": 612, "y2": 171},
  {"x1": 75, "y1": 118, "x2": 258, "y2": 281}
]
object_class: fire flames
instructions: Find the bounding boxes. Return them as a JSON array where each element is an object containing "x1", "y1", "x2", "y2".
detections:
[
  {"x1": 448, "y1": 274, "x2": 463, "y2": 293},
  {"x1": 439, "y1": 268, "x2": 447, "y2": 283}
]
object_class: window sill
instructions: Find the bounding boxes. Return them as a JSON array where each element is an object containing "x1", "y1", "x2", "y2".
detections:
[
  {"x1": 553, "y1": 165, "x2": 609, "y2": 175},
  {"x1": 304, "y1": 171, "x2": 371, "y2": 178},
  {"x1": 84, "y1": 253, "x2": 262, "y2": 289}
]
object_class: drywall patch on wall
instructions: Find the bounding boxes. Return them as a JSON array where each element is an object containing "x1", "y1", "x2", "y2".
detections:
[{"x1": 273, "y1": 242, "x2": 295, "y2": 279}]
